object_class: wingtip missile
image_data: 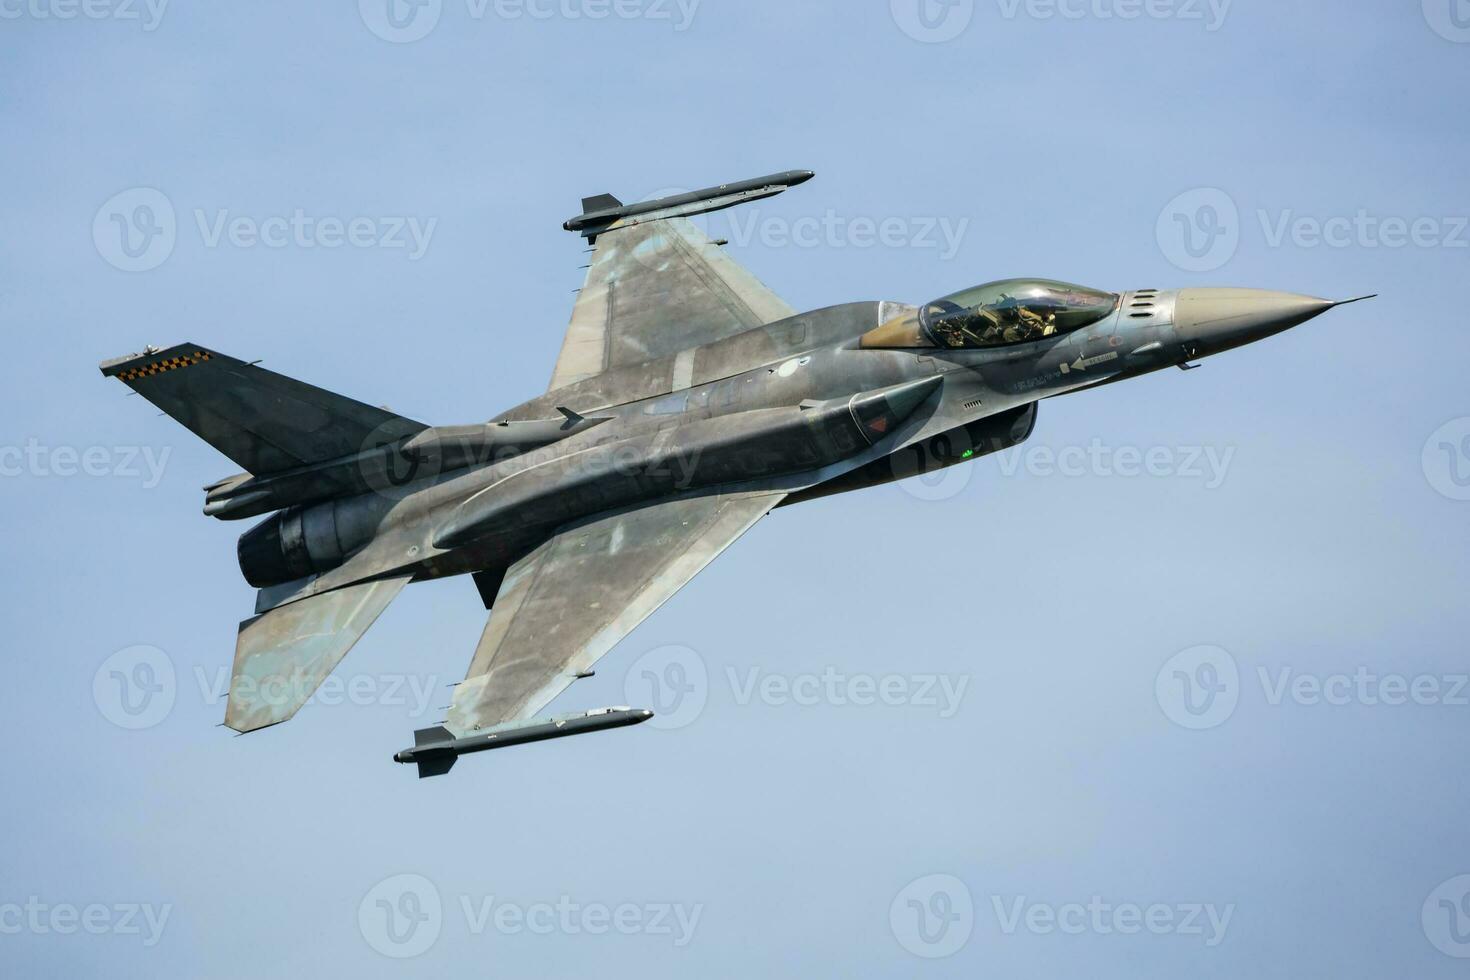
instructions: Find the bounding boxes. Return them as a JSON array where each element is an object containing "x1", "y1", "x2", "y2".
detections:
[
  {"x1": 562, "y1": 170, "x2": 816, "y2": 235},
  {"x1": 393, "y1": 707, "x2": 655, "y2": 778}
]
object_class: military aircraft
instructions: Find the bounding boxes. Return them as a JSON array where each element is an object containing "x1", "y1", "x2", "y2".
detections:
[{"x1": 101, "y1": 171, "x2": 1371, "y2": 776}]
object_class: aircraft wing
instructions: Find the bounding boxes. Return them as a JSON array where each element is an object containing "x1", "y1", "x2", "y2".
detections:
[
  {"x1": 549, "y1": 215, "x2": 796, "y2": 390},
  {"x1": 444, "y1": 491, "x2": 785, "y2": 735}
]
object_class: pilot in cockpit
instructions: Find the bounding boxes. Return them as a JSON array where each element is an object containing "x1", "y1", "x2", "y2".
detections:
[{"x1": 866, "y1": 279, "x2": 1118, "y2": 352}]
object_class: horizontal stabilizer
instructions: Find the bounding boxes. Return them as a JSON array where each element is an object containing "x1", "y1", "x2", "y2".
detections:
[
  {"x1": 226, "y1": 575, "x2": 412, "y2": 733},
  {"x1": 101, "y1": 343, "x2": 426, "y2": 476}
]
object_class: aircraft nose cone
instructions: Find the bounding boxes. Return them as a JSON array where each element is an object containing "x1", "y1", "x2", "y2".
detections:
[{"x1": 1174, "y1": 288, "x2": 1337, "y2": 355}]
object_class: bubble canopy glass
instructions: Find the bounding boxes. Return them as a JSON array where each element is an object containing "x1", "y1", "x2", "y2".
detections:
[{"x1": 916, "y1": 279, "x2": 1119, "y2": 349}]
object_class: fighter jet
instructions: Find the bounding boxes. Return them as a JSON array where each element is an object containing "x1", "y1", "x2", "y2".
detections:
[{"x1": 100, "y1": 171, "x2": 1371, "y2": 776}]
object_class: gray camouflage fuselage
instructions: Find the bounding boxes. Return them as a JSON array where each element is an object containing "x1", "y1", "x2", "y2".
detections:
[{"x1": 233, "y1": 286, "x2": 1353, "y2": 615}]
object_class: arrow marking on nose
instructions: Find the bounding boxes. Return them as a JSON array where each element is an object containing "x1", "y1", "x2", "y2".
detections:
[{"x1": 1060, "y1": 351, "x2": 1120, "y2": 374}]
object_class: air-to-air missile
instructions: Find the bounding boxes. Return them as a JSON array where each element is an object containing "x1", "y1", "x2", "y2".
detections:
[
  {"x1": 562, "y1": 170, "x2": 815, "y2": 236},
  {"x1": 394, "y1": 707, "x2": 655, "y2": 778}
]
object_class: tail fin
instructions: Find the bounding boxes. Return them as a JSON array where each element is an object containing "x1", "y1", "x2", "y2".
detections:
[
  {"x1": 410, "y1": 727, "x2": 459, "y2": 778},
  {"x1": 100, "y1": 343, "x2": 426, "y2": 476},
  {"x1": 581, "y1": 193, "x2": 623, "y2": 213}
]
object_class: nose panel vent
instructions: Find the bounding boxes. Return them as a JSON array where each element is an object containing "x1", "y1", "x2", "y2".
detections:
[{"x1": 1128, "y1": 289, "x2": 1161, "y2": 318}]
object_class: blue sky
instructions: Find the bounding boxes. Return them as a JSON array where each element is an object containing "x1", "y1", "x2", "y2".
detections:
[{"x1": 2, "y1": 0, "x2": 1468, "y2": 976}]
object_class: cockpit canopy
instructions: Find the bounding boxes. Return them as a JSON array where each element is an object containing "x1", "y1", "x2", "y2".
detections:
[
  {"x1": 862, "y1": 279, "x2": 1119, "y2": 350},
  {"x1": 920, "y1": 279, "x2": 1119, "y2": 349}
]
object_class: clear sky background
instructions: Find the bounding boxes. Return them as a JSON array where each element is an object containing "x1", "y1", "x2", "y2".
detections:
[{"x1": 2, "y1": 0, "x2": 1468, "y2": 976}]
